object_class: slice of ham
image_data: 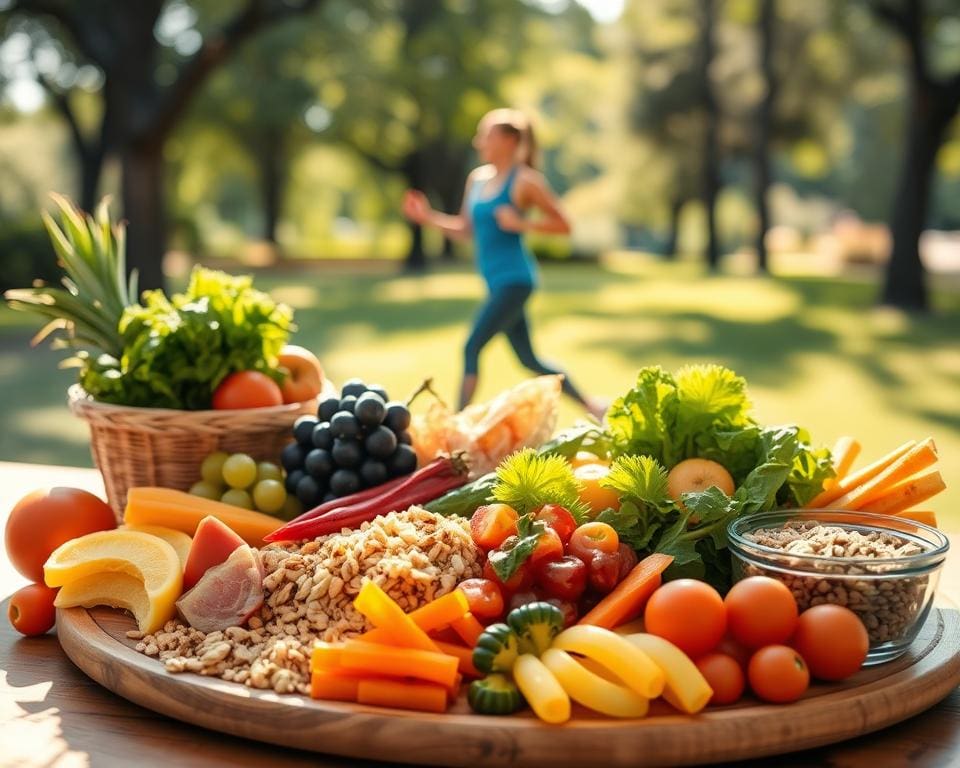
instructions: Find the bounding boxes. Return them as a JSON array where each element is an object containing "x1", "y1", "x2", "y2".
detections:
[{"x1": 176, "y1": 544, "x2": 265, "y2": 633}]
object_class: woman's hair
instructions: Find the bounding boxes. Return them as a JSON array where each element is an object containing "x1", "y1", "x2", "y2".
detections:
[{"x1": 484, "y1": 108, "x2": 537, "y2": 169}]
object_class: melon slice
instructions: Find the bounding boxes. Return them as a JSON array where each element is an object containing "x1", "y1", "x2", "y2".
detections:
[
  {"x1": 44, "y1": 530, "x2": 183, "y2": 634},
  {"x1": 176, "y1": 544, "x2": 264, "y2": 633},
  {"x1": 120, "y1": 524, "x2": 192, "y2": 569},
  {"x1": 54, "y1": 572, "x2": 169, "y2": 634},
  {"x1": 182, "y1": 515, "x2": 246, "y2": 591}
]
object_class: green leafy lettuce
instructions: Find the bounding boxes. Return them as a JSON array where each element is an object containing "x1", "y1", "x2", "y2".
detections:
[{"x1": 80, "y1": 266, "x2": 293, "y2": 409}]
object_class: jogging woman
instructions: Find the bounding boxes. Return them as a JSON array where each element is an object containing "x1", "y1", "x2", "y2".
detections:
[{"x1": 402, "y1": 108, "x2": 602, "y2": 416}]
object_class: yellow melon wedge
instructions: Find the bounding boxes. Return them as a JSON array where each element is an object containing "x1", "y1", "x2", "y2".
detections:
[
  {"x1": 44, "y1": 530, "x2": 183, "y2": 634},
  {"x1": 54, "y1": 572, "x2": 169, "y2": 634},
  {"x1": 120, "y1": 524, "x2": 192, "y2": 569}
]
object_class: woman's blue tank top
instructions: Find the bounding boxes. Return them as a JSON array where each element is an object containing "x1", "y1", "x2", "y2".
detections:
[{"x1": 468, "y1": 165, "x2": 538, "y2": 291}]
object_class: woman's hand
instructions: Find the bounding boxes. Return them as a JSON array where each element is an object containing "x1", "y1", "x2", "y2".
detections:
[
  {"x1": 494, "y1": 205, "x2": 526, "y2": 233},
  {"x1": 402, "y1": 189, "x2": 432, "y2": 224}
]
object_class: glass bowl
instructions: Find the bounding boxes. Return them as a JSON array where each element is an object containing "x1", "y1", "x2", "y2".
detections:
[{"x1": 727, "y1": 509, "x2": 949, "y2": 665}]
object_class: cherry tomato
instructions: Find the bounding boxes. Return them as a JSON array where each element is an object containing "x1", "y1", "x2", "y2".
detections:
[
  {"x1": 8, "y1": 583, "x2": 58, "y2": 636},
  {"x1": 212, "y1": 371, "x2": 284, "y2": 409},
  {"x1": 568, "y1": 522, "x2": 619, "y2": 563},
  {"x1": 457, "y1": 578, "x2": 504, "y2": 620},
  {"x1": 483, "y1": 556, "x2": 533, "y2": 595},
  {"x1": 587, "y1": 550, "x2": 622, "y2": 593},
  {"x1": 508, "y1": 590, "x2": 541, "y2": 613},
  {"x1": 748, "y1": 645, "x2": 810, "y2": 703},
  {"x1": 715, "y1": 635, "x2": 752, "y2": 670},
  {"x1": 5, "y1": 487, "x2": 116, "y2": 583},
  {"x1": 543, "y1": 597, "x2": 579, "y2": 628},
  {"x1": 724, "y1": 576, "x2": 799, "y2": 648},
  {"x1": 533, "y1": 504, "x2": 577, "y2": 545},
  {"x1": 470, "y1": 504, "x2": 519, "y2": 551},
  {"x1": 791, "y1": 605, "x2": 869, "y2": 681},
  {"x1": 695, "y1": 652, "x2": 745, "y2": 705},
  {"x1": 573, "y1": 463, "x2": 621, "y2": 515},
  {"x1": 530, "y1": 527, "x2": 564, "y2": 564},
  {"x1": 617, "y1": 543, "x2": 639, "y2": 581},
  {"x1": 534, "y1": 555, "x2": 588, "y2": 601},
  {"x1": 644, "y1": 579, "x2": 727, "y2": 658}
]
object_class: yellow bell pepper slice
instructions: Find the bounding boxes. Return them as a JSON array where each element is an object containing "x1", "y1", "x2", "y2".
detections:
[
  {"x1": 553, "y1": 625, "x2": 665, "y2": 699},
  {"x1": 513, "y1": 653, "x2": 570, "y2": 724},
  {"x1": 541, "y1": 648, "x2": 649, "y2": 719},
  {"x1": 624, "y1": 633, "x2": 713, "y2": 714}
]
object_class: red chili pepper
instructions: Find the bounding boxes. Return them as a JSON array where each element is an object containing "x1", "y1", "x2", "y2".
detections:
[
  {"x1": 265, "y1": 456, "x2": 468, "y2": 542},
  {"x1": 282, "y1": 474, "x2": 410, "y2": 527}
]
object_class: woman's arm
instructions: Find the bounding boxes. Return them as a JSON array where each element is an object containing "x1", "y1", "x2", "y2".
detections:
[
  {"x1": 495, "y1": 169, "x2": 571, "y2": 235},
  {"x1": 401, "y1": 173, "x2": 476, "y2": 242}
]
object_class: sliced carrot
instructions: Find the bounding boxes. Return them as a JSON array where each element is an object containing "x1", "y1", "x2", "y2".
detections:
[
  {"x1": 822, "y1": 436, "x2": 861, "y2": 490},
  {"x1": 578, "y1": 553, "x2": 674, "y2": 630},
  {"x1": 450, "y1": 613, "x2": 485, "y2": 647},
  {"x1": 314, "y1": 640, "x2": 458, "y2": 688},
  {"x1": 310, "y1": 669, "x2": 360, "y2": 701},
  {"x1": 893, "y1": 509, "x2": 938, "y2": 527},
  {"x1": 353, "y1": 580, "x2": 439, "y2": 652},
  {"x1": 806, "y1": 440, "x2": 916, "y2": 508},
  {"x1": 359, "y1": 590, "x2": 469, "y2": 644},
  {"x1": 858, "y1": 469, "x2": 946, "y2": 516},
  {"x1": 124, "y1": 487, "x2": 279, "y2": 546},
  {"x1": 831, "y1": 439, "x2": 938, "y2": 510},
  {"x1": 435, "y1": 640, "x2": 482, "y2": 678},
  {"x1": 357, "y1": 678, "x2": 448, "y2": 713}
]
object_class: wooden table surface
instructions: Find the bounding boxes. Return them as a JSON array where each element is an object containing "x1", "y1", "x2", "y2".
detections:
[{"x1": 1, "y1": 461, "x2": 958, "y2": 768}]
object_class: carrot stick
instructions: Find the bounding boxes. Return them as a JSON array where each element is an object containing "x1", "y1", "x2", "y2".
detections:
[
  {"x1": 893, "y1": 509, "x2": 938, "y2": 527},
  {"x1": 357, "y1": 678, "x2": 448, "y2": 713},
  {"x1": 353, "y1": 580, "x2": 439, "y2": 652},
  {"x1": 806, "y1": 440, "x2": 917, "y2": 508},
  {"x1": 359, "y1": 590, "x2": 469, "y2": 643},
  {"x1": 831, "y1": 439, "x2": 938, "y2": 510},
  {"x1": 578, "y1": 553, "x2": 674, "y2": 630},
  {"x1": 822, "y1": 436, "x2": 861, "y2": 490},
  {"x1": 434, "y1": 640, "x2": 482, "y2": 678},
  {"x1": 450, "y1": 613, "x2": 485, "y2": 647},
  {"x1": 312, "y1": 640, "x2": 459, "y2": 688},
  {"x1": 310, "y1": 669, "x2": 361, "y2": 701},
  {"x1": 859, "y1": 469, "x2": 946, "y2": 516}
]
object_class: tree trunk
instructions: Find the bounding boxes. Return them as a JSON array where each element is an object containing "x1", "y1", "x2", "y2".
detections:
[
  {"x1": 121, "y1": 139, "x2": 166, "y2": 294},
  {"x1": 664, "y1": 197, "x2": 684, "y2": 259},
  {"x1": 405, "y1": 221, "x2": 427, "y2": 272},
  {"x1": 880, "y1": 70, "x2": 959, "y2": 310},
  {"x1": 255, "y1": 131, "x2": 286, "y2": 245},
  {"x1": 79, "y1": 147, "x2": 104, "y2": 214},
  {"x1": 754, "y1": 0, "x2": 775, "y2": 274},
  {"x1": 700, "y1": 0, "x2": 721, "y2": 272}
]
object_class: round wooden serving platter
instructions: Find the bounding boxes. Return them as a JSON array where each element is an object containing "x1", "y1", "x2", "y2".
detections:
[{"x1": 57, "y1": 605, "x2": 960, "y2": 768}]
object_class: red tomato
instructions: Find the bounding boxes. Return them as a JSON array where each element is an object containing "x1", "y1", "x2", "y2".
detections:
[
  {"x1": 530, "y1": 527, "x2": 564, "y2": 564},
  {"x1": 695, "y1": 652, "x2": 745, "y2": 705},
  {"x1": 724, "y1": 576, "x2": 799, "y2": 648},
  {"x1": 534, "y1": 555, "x2": 588, "y2": 601},
  {"x1": 470, "y1": 504, "x2": 519, "y2": 551},
  {"x1": 5, "y1": 488, "x2": 116, "y2": 583},
  {"x1": 791, "y1": 605, "x2": 869, "y2": 681},
  {"x1": 483, "y1": 556, "x2": 533, "y2": 595},
  {"x1": 616, "y1": 543, "x2": 639, "y2": 581},
  {"x1": 212, "y1": 371, "x2": 284, "y2": 409},
  {"x1": 457, "y1": 578, "x2": 504, "y2": 620},
  {"x1": 568, "y1": 522, "x2": 619, "y2": 563},
  {"x1": 715, "y1": 635, "x2": 752, "y2": 670},
  {"x1": 748, "y1": 645, "x2": 810, "y2": 703},
  {"x1": 533, "y1": 504, "x2": 577, "y2": 545},
  {"x1": 8, "y1": 583, "x2": 58, "y2": 636},
  {"x1": 508, "y1": 590, "x2": 541, "y2": 613},
  {"x1": 644, "y1": 579, "x2": 727, "y2": 658},
  {"x1": 543, "y1": 597, "x2": 578, "y2": 628}
]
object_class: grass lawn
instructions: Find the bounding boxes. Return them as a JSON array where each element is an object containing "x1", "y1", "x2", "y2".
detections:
[{"x1": 2, "y1": 257, "x2": 958, "y2": 526}]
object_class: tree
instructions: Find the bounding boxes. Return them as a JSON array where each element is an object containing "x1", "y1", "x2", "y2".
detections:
[
  {"x1": 866, "y1": 0, "x2": 960, "y2": 311},
  {"x1": 5, "y1": 0, "x2": 325, "y2": 290},
  {"x1": 698, "y1": 0, "x2": 721, "y2": 270},
  {"x1": 753, "y1": 0, "x2": 775, "y2": 273}
]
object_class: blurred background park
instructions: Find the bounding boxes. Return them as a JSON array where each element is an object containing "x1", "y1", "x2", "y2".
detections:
[{"x1": 0, "y1": 0, "x2": 958, "y2": 518}]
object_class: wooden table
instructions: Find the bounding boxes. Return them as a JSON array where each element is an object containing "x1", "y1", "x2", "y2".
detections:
[{"x1": 1, "y1": 462, "x2": 958, "y2": 768}]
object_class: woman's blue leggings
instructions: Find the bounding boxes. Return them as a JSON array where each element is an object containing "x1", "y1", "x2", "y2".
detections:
[{"x1": 463, "y1": 283, "x2": 587, "y2": 403}]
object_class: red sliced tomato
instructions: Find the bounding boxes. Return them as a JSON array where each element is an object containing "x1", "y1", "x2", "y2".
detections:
[
  {"x1": 470, "y1": 504, "x2": 519, "y2": 551},
  {"x1": 533, "y1": 504, "x2": 577, "y2": 545},
  {"x1": 529, "y1": 527, "x2": 564, "y2": 564},
  {"x1": 483, "y1": 556, "x2": 533, "y2": 595}
]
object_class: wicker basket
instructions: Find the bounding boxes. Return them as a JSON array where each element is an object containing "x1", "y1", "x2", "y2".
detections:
[{"x1": 68, "y1": 384, "x2": 325, "y2": 518}]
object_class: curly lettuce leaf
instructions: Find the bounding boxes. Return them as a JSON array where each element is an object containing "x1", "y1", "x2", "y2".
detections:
[{"x1": 605, "y1": 366, "x2": 678, "y2": 462}]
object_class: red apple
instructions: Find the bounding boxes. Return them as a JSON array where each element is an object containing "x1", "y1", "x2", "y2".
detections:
[{"x1": 278, "y1": 345, "x2": 324, "y2": 404}]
